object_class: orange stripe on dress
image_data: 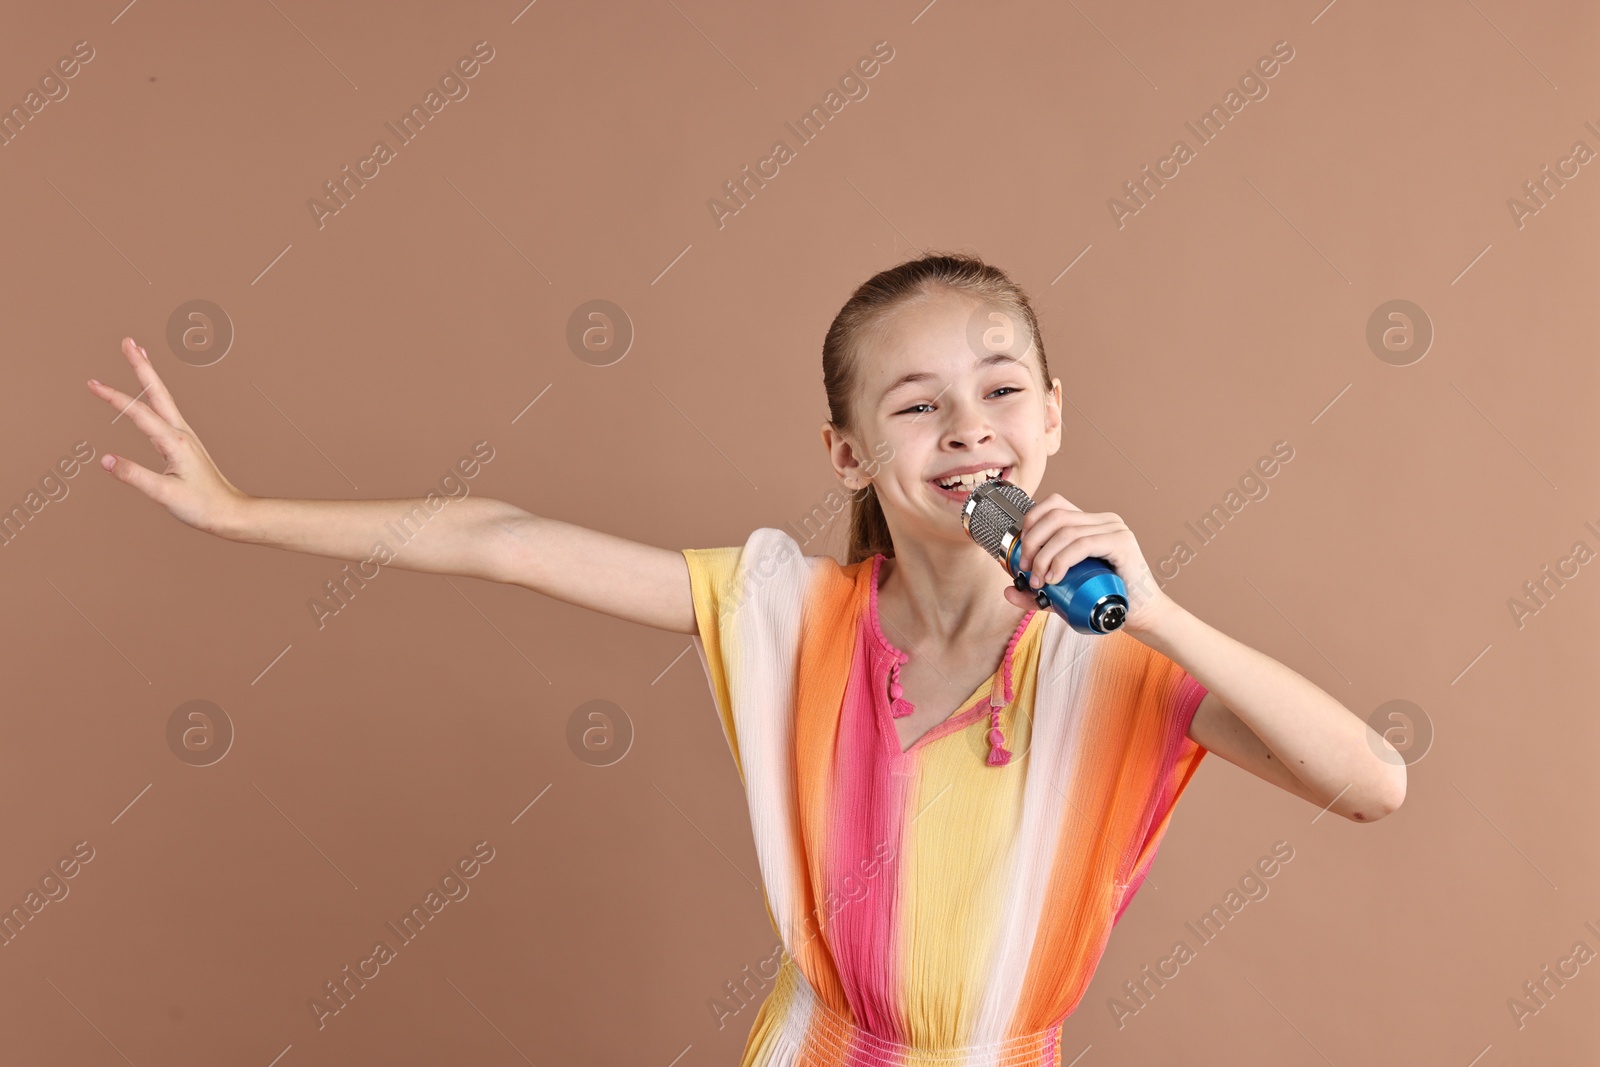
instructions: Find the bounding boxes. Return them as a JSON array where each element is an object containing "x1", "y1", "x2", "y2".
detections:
[
  {"x1": 789, "y1": 556, "x2": 868, "y2": 1030},
  {"x1": 1010, "y1": 631, "x2": 1192, "y2": 1026}
]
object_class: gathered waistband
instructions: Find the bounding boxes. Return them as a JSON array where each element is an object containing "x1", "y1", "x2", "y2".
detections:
[{"x1": 767, "y1": 957, "x2": 1063, "y2": 1066}]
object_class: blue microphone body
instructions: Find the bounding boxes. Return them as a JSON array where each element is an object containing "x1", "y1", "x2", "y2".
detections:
[
  {"x1": 1003, "y1": 539, "x2": 1128, "y2": 636},
  {"x1": 961, "y1": 479, "x2": 1129, "y2": 636}
]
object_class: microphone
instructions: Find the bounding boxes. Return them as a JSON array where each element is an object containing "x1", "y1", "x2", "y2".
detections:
[{"x1": 960, "y1": 479, "x2": 1128, "y2": 635}]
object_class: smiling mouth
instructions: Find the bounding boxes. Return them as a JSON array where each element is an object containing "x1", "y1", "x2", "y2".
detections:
[{"x1": 929, "y1": 465, "x2": 1011, "y2": 499}]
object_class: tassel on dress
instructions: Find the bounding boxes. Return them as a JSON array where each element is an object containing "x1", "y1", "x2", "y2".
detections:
[
  {"x1": 887, "y1": 652, "x2": 914, "y2": 718},
  {"x1": 984, "y1": 611, "x2": 1034, "y2": 766},
  {"x1": 986, "y1": 710, "x2": 1013, "y2": 766}
]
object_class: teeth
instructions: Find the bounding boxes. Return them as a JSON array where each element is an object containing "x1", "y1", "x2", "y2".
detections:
[{"x1": 936, "y1": 466, "x2": 1002, "y2": 490}]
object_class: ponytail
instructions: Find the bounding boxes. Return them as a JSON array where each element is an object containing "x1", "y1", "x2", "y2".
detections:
[{"x1": 845, "y1": 484, "x2": 895, "y2": 565}]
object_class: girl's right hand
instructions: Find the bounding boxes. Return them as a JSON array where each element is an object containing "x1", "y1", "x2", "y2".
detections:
[{"x1": 87, "y1": 336, "x2": 250, "y2": 536}]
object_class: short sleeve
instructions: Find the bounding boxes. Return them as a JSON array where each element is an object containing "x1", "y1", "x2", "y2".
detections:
[
  {"x1": 679, "y1": 527, "x2": 818, "y2": 784},
  {"x1": 681, "y1": 542, "x2": 745, "y2": 775},
  {"x1": 1111, "y1": 642, "x2": 1209, "y2": 925}
]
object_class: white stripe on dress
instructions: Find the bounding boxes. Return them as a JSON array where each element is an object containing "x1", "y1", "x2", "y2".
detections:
[
  {"x1": 720, "y1": 528, "x2": 818, "y2": 960},
  {"x1": 968, "y1": 612, "x2": 1101, "y2": 1061}
]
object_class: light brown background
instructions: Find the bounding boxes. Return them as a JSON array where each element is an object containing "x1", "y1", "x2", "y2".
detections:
[{"x1": 2, "y1": 0, "x2": 1595, "y2": 1064}]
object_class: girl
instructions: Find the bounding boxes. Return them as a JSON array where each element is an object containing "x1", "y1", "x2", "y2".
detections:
[{"x1": 88, "y1": 252, "x2": 1404, "y2": 1065}]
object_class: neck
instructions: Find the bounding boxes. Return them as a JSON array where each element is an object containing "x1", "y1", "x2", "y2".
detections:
[{"x1": 876, "y1": 541, "x2": 1028, "y2": 651}]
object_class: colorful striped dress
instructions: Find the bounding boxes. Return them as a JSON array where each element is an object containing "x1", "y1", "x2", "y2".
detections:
[{"x1": 682, "y1": 527, "x2": 1209, "y2": 1066}]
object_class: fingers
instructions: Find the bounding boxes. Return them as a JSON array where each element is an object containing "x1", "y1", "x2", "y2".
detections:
[
  {"x1": 1002, "y1": 585, "x2": 1035, "y2": 610},
  {"x1": 1025, "y1": 529, "x2": 1123, "y2": 587},
  {"x1": 86, "y1": 374, "x2": 183, "y2": 463},
  {"x1": 97, "y1": 451, "x2": 170, "y2": 504},
  {"x1": 1019, "y1": 502, "x2": 1108, "y2": 547},
  {"x1": 1019, "y1": 508, "x2": 1120, "y2": 568},
  {"x1": 118, "y1": 337, "x2": 189, "y2": 429}
]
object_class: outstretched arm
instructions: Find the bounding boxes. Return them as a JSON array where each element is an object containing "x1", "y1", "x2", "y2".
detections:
[{"x1": 88, "y1": 336, "x2": 696, "y2": 635}]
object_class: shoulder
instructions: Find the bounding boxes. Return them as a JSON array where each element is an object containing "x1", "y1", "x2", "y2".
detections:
[{"x1": 682, "y1": 528, "x2": 860, "y2": 616}]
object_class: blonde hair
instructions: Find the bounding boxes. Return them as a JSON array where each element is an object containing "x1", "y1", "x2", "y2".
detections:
[{"x1": 821, "y1": 250, "x2": 1052, "y2": 565}]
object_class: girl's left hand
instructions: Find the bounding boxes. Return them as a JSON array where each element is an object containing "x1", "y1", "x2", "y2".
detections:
[{"x1": 1000, "y1": 494, "x2": 1176, "y2": 635}]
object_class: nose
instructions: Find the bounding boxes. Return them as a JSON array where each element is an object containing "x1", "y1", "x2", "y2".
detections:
[{"x1": 939, "y1": 394, "x2": 995, "y2": 452}]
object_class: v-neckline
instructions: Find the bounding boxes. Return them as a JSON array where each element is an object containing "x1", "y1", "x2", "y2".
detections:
[{"x1": 866, "y1": 553, "x2": 1038, "y2": 758}]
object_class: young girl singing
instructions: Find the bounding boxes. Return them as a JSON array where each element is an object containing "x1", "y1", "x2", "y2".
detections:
[{"x1": 88, "y1": 251, "x2": 1404, "y2": 1066}]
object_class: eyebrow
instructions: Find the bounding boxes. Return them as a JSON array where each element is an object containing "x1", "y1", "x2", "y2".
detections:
[{"x1": 879, "y1": 352, "x2": 1024, "y2": 405}]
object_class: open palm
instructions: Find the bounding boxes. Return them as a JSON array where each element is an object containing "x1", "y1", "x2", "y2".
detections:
[{"x1": 86, "y1": 337, "x2": 248, "y2": 535}]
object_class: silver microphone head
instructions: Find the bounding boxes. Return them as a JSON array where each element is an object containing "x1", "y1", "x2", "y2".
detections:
[
  {"x1": 961, "y1": 477, "x2": 1129, "y2": 633},
  {"x1": 960, "y1": 479, "x2": 1032, "y2": 568}
]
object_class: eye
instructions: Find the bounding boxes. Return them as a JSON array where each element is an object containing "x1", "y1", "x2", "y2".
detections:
[{"x1": 895, "y1": 386, "x2": 1022, "y2": 415}]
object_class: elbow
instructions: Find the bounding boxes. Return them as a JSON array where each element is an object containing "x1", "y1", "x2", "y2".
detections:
[
  {"x1": 1350, "y1": 722, "x2": 1409, "y2": 823},
  {"x1": 1347, "y1": 774, "x2": 1406, "y2": 824}
]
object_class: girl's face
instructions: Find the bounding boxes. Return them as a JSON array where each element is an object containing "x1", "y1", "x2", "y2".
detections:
[{"x1": 824, "y1": 289, "x2": 1063, "y2": 546}]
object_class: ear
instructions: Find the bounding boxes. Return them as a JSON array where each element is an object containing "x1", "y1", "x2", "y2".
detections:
[
  {"x1": 1044, "y1": 377, "x2": 1063, "y2": 457},
  {"x1": 821, "y1": 422, "x2": 868, "y2": 489}
]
